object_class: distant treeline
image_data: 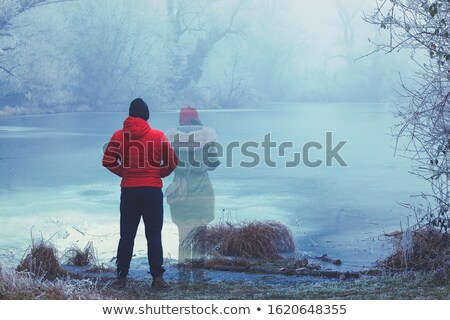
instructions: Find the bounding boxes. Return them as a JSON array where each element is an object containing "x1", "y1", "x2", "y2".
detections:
[{"x1": 0, "y1": 0, "x2": 416, "y2": 115}]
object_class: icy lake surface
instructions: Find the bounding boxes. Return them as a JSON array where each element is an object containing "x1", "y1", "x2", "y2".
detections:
[{"x1": 0, "y1": 104, "x2": 427, "y2": 270}]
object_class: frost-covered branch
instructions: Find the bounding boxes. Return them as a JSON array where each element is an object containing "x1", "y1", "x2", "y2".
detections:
[
  {"x1": 365, "y1": 0, "x2": 450, "y2": 233},
  {"x1": 0, "y1": 0, "x2": 73, "y2": 76}
]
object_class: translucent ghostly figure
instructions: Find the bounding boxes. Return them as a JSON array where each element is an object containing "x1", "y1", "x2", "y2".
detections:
[{"x1": 165, "y1": 107, "x2": 219, "y2": 263}]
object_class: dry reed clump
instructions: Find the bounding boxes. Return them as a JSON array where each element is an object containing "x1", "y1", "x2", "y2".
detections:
[
  {"x1": 63, "y1": 242, "x2": 97, "y2": 267},
  {"x1": 380, "y1": 228, "x2": 450, "y2": 274},
  {"x1": 16, "y1": 239, "x2": 67, "y2": 280},
  {"x1": 63, "y1": 242, "x2": 114, "y2": 274},
  {"x1": 183, "y1": 221, "x2": 295, "y2": 260},
  {"x1": 0, "y1": 263, "x2": 103, "y2": 299}
]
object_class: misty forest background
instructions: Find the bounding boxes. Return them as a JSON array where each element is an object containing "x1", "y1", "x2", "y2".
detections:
[{"x1": 0, "y1": 0, "x2": 417, "y2": 116}]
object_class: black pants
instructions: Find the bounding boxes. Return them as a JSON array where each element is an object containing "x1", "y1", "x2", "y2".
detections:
[{"x1": 116, "y1": 187, "x2": 165, "y2": 278}]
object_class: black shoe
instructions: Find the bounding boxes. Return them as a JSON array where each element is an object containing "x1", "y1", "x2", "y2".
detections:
[
  {"x1": 151, "y1": 276, "x2": 170, "y2": 290},
  {"x1": 112, "y1": 277, "x2": 127, "y2": 289}
]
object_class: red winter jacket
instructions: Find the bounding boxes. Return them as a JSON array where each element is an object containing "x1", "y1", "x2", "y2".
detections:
[{"x1": 102, "y1": 116, "x2": 178, "y2": 188}]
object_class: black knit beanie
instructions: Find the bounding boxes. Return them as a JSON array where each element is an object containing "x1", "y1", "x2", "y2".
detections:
[{"x1": 129, "y1": 98, "x2": 149, "y2": 120}]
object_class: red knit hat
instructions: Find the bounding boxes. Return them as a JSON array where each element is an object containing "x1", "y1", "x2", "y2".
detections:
[{"x1": 179, "y1": 106, "x2": 202, "y2": 126}]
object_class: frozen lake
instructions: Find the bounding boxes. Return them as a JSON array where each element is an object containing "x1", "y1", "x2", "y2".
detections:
[{"x1": 0, "y1": 103, "x2": 426, "y2": 270}]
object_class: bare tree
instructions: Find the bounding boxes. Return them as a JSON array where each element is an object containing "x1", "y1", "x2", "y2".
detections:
[
  {"x1": 335, "y1": 0, "x2": 362, "y2": 52},
  {"x1": 59, "y1": 0, "x2": 165, "y2": 110},
  {"x1": 214, "y1": 50, "x2": 246, "y2": 108},
  {"x1": 365, "y1": 0, "x2": 450, "y2": 233},
  {"x1": 165, "y1": 0, "x2": 246, "y2": 94},
  {"x1": 0, "y1": 0, "x2": 71, "y2": 76}
]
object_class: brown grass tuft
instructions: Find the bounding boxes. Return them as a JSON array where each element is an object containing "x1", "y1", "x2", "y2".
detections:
[
  {"x1": 63, "y1": 242, "x2": 97, "y2": 267},
  {"x1": 16, "y1": 239, "x2": 67, "y2": 280},
  {"x1": 380, "y1": 227, "x2": 450, "y2": 275},
  {"x1": 183, "y1": 220, "x2": 295, "y2": 260}
]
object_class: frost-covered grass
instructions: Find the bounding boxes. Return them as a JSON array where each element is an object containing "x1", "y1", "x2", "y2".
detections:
[
  {"x1": 16, "y1": 239, "x2": 67, "y2": 280},
  {"x1": 63, "y1": 242, "x2": 98, "y2": 267},
  {"x1": 1, "y1": 262, "x2": 448, "y2": 300},
  {"x1": 0, "y1": 264, "x2": 103, "y2": 300},
  {"x1": 380, "y1": 228, "x2": 449, "y2": 273},
  {"x1": 104, "y1": 272, "x2": 450, "y2": 300},
  {"x1": 0, "y1": 238, "x2": 109, "y2": 299}
]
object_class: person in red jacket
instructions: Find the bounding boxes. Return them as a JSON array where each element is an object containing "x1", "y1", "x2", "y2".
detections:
[{"x1": 102, "y1": 98, "x2": 177, "y2": 289}]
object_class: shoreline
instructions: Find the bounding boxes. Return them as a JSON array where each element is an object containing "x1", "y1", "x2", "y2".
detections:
[{"x1": 1, "y1": 262, "x2": 448, "y2": 300}]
